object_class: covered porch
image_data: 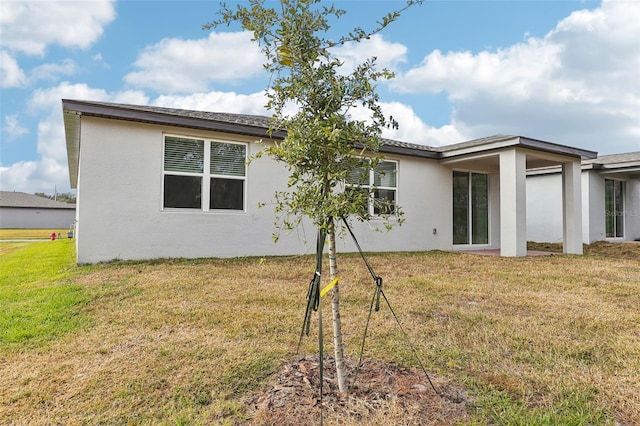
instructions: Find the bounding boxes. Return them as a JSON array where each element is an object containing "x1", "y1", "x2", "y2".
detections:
[{"x1": 439, "y1": 136, "x2": 597, "y2": 257}]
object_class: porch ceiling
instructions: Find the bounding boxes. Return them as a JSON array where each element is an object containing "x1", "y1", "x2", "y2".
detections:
[{"x1": 440, "y1": 148, "x2": 580, "y2": 171}]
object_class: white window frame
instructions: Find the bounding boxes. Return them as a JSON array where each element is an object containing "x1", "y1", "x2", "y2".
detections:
[
  {"x1": 162, "y1": 134, "x2": 247, "y2": 213},
  {"x1": 347, "y1": 159, "x2": 398, "y2": 217}
]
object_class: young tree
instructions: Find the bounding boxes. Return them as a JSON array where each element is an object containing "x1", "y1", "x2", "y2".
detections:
[{"x1": 208, "y1": 0, "x2": 417, "y2": 393}]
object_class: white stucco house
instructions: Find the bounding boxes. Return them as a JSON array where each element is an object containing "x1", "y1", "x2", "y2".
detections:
[
  {"x1": 527, "y1": 152, "x2": 640, "y2": 244},
  {"x1": 0, "y1": 191, "x2": 76, "y2": 229},
  {"x1": 62, "y1": 99, "x2": 598, "y2": 264}
]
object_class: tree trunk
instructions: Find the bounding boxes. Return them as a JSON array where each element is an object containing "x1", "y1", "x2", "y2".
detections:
[{"x1": 328, "y1": 220, "x2": 348, "y2": 393}]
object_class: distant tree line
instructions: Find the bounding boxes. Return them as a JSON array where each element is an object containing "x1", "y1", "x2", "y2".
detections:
[{"x1": 34, "y1": 192, "x2": 76, "y2": 204}]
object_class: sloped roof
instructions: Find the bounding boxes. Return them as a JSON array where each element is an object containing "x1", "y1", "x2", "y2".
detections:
[
  {"x1": 583, "y1": 151, "x2": 640, "y2": 166},
  {"x1": 61, "y1": 99, "x2": 600, "y2": 187},
  {"x1": 0, "y1": 191, "x2": 76, "y2": 209},
  {"x1": 583, "y1": 151, "x2": 640, "y2": 177}
]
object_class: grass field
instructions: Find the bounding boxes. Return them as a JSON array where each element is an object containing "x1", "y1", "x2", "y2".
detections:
[
  {"x1": 0, "y1": 228, "x2": 70, "y2": 240},
  {"x1": 0, "y1": 241, "x2": 638, "y2": 425}
]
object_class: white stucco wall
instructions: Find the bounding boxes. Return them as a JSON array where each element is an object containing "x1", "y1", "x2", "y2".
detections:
[
  {"x1": 626, "y1": 179, "x2": 640, "y2": 241},
  {"x1": 584, "y1": 171, "x2": 606, "y2": 243},
  {"x1": 526, "y1": 173, "x2": 564, "y2": 243},
  {"x1": 0, "y1": 207, "x2": 76, "y2": 229},
  {"x1": 527, "y1": 170, "x2": 639, "y2": 243},
  {"x1": 75, "y1": 117, "x2": 455, "y2": 263}
]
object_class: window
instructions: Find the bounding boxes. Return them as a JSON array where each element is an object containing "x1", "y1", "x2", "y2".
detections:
[
  {"x1": 347, "y1": 160, "x2": 398, "y2": 216},
  {"x1": 163, "y1": 135, "x2": 246, "y2": 211},
  {"x1": 605, "y1": 179, "x2": 624, "y2": 238},
  {"x1": 453, "y1": 171, "x2": 488, "y2": 245}
]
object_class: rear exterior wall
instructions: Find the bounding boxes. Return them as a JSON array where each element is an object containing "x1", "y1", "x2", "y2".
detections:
[{"x1": 75, "y1": 117, "x2": 454, "y2": 263}]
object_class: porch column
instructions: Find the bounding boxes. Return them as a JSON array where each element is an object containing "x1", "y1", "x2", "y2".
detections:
[
  {"x1": 500, "y1": 149, "x2": 527, "y2": 256},
  {"x1": 562, "y1": 160, "x2": 583, "y2": 254}
]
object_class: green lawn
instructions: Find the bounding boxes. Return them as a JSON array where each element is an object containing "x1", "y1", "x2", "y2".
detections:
[{"x1": 0, "y1": 241, "x2": 88, "y2": 348}]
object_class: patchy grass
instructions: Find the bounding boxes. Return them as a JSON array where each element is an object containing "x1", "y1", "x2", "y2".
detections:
[
  {"x1": 0, "y1": 243, "x2": 638, "y2": 425},
  {"x1": 0, "y1": 228, "x2": 70, "y2": 240},
  {"x1": 529, "y1": 240, "x2": 640, "y2": 260}
]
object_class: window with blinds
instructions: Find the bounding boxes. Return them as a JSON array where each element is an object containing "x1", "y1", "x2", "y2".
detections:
[
  {"x1": 346, "y1": 159, "x2": 398, "y2": 216},
  {"x1": 163, "y1": 135, "x2": 246, "y2": 211}
]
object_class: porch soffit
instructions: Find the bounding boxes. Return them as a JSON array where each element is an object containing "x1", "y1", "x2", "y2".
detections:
[
  {"x1": 439, "y1": 146, "x2": 583, "y2": 171},
  {"x1": 63, "y1": 110, "x2": 81, "y2": 189},
  {"x1": 439, "y1": 136, "x2": 597, "y2": 162}
]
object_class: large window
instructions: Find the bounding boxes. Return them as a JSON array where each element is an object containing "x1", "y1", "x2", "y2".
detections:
[
  {"x1": 605, "y1": 179, "x2": 624, "y2": 238},
  {"x1": 163, "y1": 135, "x2": 246, "y2": 211},
  {"x1": 453, "y1": 171, "x2": 488, "y2": 245},
  {"x1": 347, "y1": 160, "x2": 398, "y2": 216}
]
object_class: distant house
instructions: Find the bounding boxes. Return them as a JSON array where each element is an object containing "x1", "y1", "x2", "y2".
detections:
[
  {"x1": 527, "y1": 152, "x2": 640, "y2": 243},
  {"x1": 0, "y1": 191, "x2": 76, "y2": 229},
  {"x1": 62, "y1": 99, "x2": 597, "y2": 263}
]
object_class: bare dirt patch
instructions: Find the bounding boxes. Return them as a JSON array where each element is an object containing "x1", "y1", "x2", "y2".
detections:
[{"x1": 245, "y1": 355, "x2": 471, "y2": 425}]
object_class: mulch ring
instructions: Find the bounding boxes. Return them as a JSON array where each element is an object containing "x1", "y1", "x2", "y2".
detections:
[{"x1": 243, "y1": 355, "x2": 472, "y2": 425}]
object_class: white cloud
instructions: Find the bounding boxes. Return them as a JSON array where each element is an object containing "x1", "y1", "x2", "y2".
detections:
[
  {"x1": 1, "y1": 55, "x2": 78, "y2": 88},
  {"x1": 0, "y1": 0, "x2": 116, "y2": 56},
  {"x1": 30, "y1": 59, "x2": 77, "y2": 82},
  {"x1": 0, "y1": 82, "x2": 149, "y2": 194},
  {"x1": 3, "y1": 114, "x2": 29, "y2": 140},
  {"x1": 332, "y1": 34, "x2": 407, "y2": 72},
  {"x1": 379, "y1": 102, "x2": 465, "y2": 147},
  {"x1": 153, "y1": 91, "x2": 269, "y2": 115},
  {"x1": 392, "y1": 0, "x2": 640, "y2": 154},
  {"x1": 394, "y1": 40, "x2": 562, "y2": 102},
  {"x1": 0, "y1": 50, "x2": 27, "y2": 87},
  {"x1": 346, "y1": 100, "x2": 465, "y2": 147},
  {"x1": 0, "y1": 161, "x2": 38, "y2": 191},
  {"x1": 124, "y1": 31, "x2": 264, "y2": 93}
]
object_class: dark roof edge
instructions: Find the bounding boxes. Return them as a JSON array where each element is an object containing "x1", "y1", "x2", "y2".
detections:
[
  {"x1": 379, "y1": 144, "x2": 439, "y2": 159},
  {"x1": 441, "y1": 135, "x2": 598, "y2": 160},
  {"x1": 62, "y1": 99, "x2": 439, "y2": 160},
  {"x1": 61, "y1": 100, "x2": 599, "y2": 162},
  {"x1": 61, "y1": 99, "x2": 287, "y2": 140},
  {"x1": 518, "y1": 136, "x2": 598, "y2": 160}
]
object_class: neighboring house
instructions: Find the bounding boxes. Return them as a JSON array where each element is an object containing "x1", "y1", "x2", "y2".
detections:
[
  {"x1": 62, "y1": 99, "x2": 596, "y2": 263},
  {"x1": 0, "y1": 191, "x2": 76, "y2": 229},
  {"x1": 528, "y1": 152, "x2": 640, "y2": 244}
]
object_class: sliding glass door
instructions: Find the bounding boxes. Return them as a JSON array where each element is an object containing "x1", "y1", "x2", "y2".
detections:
[
  {"x1": 453, "y1": 171, "x2": 489, "y2": 245},
  {"x1": 605, "y1": 179, "x2": 624, "y2": 238}
]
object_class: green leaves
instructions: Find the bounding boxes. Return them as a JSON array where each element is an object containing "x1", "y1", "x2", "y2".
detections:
[{"x1": 207, "y1": 0, "x2": 418, "y2": 233}]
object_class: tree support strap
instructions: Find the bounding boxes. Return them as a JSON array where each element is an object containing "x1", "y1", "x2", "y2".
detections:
[
  {"x1": 341, "y1": 216, "x2": 439, "y2": 396},
  {"x1": 297, "y1": 229, "x2": 326, "y2": 425}
]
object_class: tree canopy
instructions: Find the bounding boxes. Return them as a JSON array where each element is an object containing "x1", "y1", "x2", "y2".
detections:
[{"x1": 208, "y1": 0, "x2": 417, "y2": 236}]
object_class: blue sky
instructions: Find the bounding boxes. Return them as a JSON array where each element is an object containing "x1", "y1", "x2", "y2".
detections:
[{"x1": 1, "y1": 0, "x2": 639, "y2": 195}]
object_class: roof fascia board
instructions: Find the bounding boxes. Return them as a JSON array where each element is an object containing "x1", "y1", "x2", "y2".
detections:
[
  {"x1": 518, "y1": 137, "x2": 597, "y2": 160},
  {"x1": 598, "y1": 161, "x2": 640, "y2": 169},
  {"x1": 379, "y1": 144, "x2": 439, "y2": 159},
  {"x1": 439, "y1": 138, "x2": 520, "y2": 159},
  {"x1": 597, "y1": 166, "x2": 640, "y2": 175},
  {"x1": 440, "y1": 136, "x2": 597, "y2": 161},
  {"x1": 63, "y1": 100, "x2": 440, "y2": 161},
  {"x1": 439, "y1": 150, "x2": 500, "y2": 165},
  {"x1": 62, "y1": 99, "x2": 286, "y2": 140}
]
